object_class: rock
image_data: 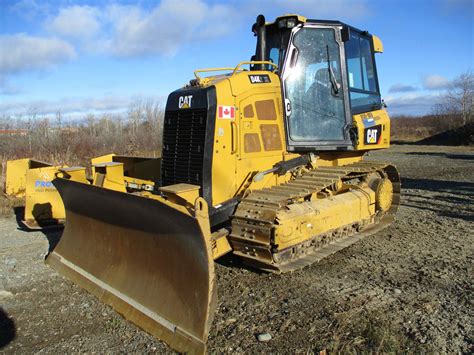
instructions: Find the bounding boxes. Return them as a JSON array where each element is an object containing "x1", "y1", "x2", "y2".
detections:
[
  {"x1": 394, "y1": 288, "x2": 402, "y2": 294},
  {"x1": 4, "y1": 257, "x2": 17, "y2": 270},
  {"x1": 257, "y1": 333, "x2": 272, "y2": 342},
  {"x1": 0, "y1": 290, "x2": 13, "y2": 298}
]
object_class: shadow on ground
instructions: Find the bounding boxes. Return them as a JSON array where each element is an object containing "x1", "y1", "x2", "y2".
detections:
[
  {"x1": 405, "y1": 152, "x2": 474, "y2": 160},
  {"x1": 215, "y1": 253, "x2": 265, "y2": 274},
  {"x1": 0, "y1": 307, "x2": 16, "y2": 349},
  {"x1": 13, "y1": 206, "x2": 63, "y2": 254},
  {"x1": 401, "y1": 177, "x2": 474, "y2": 221},
  {"x1": 402, "y1": 178, "x2": 474, "y2": 195}
]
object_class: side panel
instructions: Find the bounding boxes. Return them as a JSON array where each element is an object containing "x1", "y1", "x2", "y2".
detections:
[
  {"x1": 210, "y1": 80, "x2": 238, "y2": 206},
  {"x1": 24, "y1": 166, "x2": 66, "y2": 224},
  {"x1": 352, "y1": 109, "x2": 390, "y2": 150},
  {"x1": 211, "y1": 71, "x2": 295, "y2": 206},
  {"x1": 5, "y1": 158, "x2": 52, "y2": 197},
  {"x1": 91, "y1": 154, "x2": 116, "y2": 166},
  {"x1": 236, "y1": 88, "x2": 290, "y2": 193}
]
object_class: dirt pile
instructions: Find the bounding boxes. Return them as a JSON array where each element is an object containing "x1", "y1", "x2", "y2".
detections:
[{"x1": 417, "y1": 122, "x2": 474, "y2": 146}]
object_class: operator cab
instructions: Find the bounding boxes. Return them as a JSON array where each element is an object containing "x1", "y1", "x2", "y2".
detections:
[{"x1": 252, "y1": 15, "x2": 383, "y2": 151}]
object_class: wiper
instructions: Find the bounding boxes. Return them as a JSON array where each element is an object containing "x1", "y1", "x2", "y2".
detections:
[{"x1": 326, "y1": 45, "x2": 340, "y2": 95}]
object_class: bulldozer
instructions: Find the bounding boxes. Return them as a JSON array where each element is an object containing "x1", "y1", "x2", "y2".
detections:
[{"x1": 45, "y1": 14, "x2": 400, "y2": 353}]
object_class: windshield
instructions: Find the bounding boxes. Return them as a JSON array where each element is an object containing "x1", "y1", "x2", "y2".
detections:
[{"x1": 284, "y1": 27, "x2": 346, "y2": 142}]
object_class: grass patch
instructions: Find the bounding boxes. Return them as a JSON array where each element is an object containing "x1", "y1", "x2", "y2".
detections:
[
  {"x1": 104, "y1": 316, "x2": 124, "y2": 332},
  {"x1": 0, "y1": 194, "x2": 22, "y2": 217},
  {"x1": 328, "y1": 308, "x2": 404, "y2": 352}
]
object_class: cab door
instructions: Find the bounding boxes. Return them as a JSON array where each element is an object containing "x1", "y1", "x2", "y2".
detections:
[{"x1": 281, "y1": 24, "x2": 352, "y2": 151}]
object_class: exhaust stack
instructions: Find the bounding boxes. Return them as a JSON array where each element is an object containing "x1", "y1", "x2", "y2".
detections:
[{"x1": 253, "y1": 14, "x2": 266, "y2": 70}]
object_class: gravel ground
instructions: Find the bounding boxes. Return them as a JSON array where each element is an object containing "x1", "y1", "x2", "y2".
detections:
[{"x1": 1, "y1": 144, "x2": 473, "y2": 353}]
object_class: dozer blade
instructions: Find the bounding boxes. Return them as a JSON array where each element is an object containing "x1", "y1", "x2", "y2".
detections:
[{"x1": 46, "y1": 178, "x2": 216, "y2": 354}]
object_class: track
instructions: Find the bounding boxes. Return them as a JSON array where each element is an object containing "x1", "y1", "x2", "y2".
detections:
[{"x1": 230, "y1": 160, "x2": 401, "y2": 272}]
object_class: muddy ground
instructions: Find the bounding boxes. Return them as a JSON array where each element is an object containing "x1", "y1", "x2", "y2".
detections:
[{"x1": 1, "y1": 144, "x2": 473, "y2": 353}]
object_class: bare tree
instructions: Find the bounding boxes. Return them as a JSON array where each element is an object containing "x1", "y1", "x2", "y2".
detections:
[{"x1": 435, "y1": 71, "x2": 473, "y2": 126}]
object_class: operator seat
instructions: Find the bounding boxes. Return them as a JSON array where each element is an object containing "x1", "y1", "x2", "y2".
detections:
[{"x1": 305, "y1": 67, "x2": 344, "y2": 140}]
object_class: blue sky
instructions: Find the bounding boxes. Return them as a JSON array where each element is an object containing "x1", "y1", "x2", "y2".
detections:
[{"x1": 0, "y1": 0, "x2": 472, "y2": 119}]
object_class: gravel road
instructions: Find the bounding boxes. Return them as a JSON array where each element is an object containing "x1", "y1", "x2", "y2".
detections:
[{"x1": 1, "y1": 144, "x2": 473, "y2": 353}]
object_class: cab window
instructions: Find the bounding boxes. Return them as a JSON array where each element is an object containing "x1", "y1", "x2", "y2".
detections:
[{"x1": 345, "y1": 32, "x2": 381, "y2": 113}]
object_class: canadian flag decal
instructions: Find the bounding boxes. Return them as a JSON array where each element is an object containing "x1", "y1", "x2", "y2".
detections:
[{"x1": 218, "y1": 105, "x2": 235, "y2": 119}]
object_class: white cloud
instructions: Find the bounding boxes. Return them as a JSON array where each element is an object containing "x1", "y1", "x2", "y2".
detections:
[
  {"x1": 38, "y1": 1, "x2": 237, "y2": 57},
  {"x1": 384, "y1": 94, "x2": 440, "y2": 116},
  {"x1": 45, "y1": 6, "x2": 101, "y2": 40},
  {"x1": 423, "y1": 74, "x2": 451, "y2": 90},
  {"x1": 0, "y1": 95, "x2": 163, "y2": 117},
  {"x1": 0, "y1": 34, "x2": 76, "y2": 75},
  {"x1": 388, "y1": 83, "x2": 418, "y2": 93},
  {"x1": 255, "y1": 0, "x2": 369, "y2": 20},
  {"x1": 105, "y1": 0, "x2": 236, "y2": 57}
]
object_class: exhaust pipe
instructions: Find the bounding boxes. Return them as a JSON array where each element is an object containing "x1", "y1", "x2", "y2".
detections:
[{"x1": 252, "y1": 14, "x2": 266, "y2": 70}]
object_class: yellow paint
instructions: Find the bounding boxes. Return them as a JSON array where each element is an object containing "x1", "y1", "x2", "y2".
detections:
[
  {"x1": 91, "y1": 154, "x2": 116, "y2": 175},
  {"x1": 274, "y1": 187, "x2": 375, "y2": 250},
  {"x1": 91, "y1": 154, "x2": 116, "y2": 165},
  {"x1": 24, "y1": 166, "x2": 66, "y2": 224},
  {"x1": 210, "y1": 70, "x2": 295, "y2": 205},
  {"x1": 5, "y1": 158, "x2": 55, "y2": 197},
  {"x1": 5, "y1": 159, "x2": 30, "y2": 197},
  {"x1": 5, "y1": 158, "x2": 69, "y2": 227},
  {"x1": 160, "y1": 183, "x2": 201, "y2": 206},
  {"x1": 374, "y1": 178, "x2": 393, "y2": 212},
  {"x1": 372, "y1": 35, "x2": 384, "y2": 53},
  {"x1": 267, "y1": 14, "x2": 307, "y2": 25},
  {"x1": 211, "y1": 230, "x2": 232, "y2": 260},
  {"x1": 209, "y1": 68, "x2": 391, "y2": 206},
  {"x1": 58, "y1": 167, "x2": 88, "y2": 183},
  {"x1": 194, "y1": 61, "x2": 276, "y2": 87},
  {"x1": 92, "y1": 162, "x2": 127, "y2": 192},
  {"x1": 353, "y1": 109, "x2": 391, "y2": 150}
]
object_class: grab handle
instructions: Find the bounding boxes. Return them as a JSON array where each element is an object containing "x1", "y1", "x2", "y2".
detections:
[{"x1": 231, "y1": 121, "x2": 238, "y2": 154}]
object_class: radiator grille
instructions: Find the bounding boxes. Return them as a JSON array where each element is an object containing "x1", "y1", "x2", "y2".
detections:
[{"x1": 161, "y1": 108, "x2": 208, "y2": 188}]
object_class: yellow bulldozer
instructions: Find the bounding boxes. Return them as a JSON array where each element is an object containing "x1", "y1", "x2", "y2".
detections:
[{"x1": 39, "y1": 14, "x2": 400, "y2": 353}]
